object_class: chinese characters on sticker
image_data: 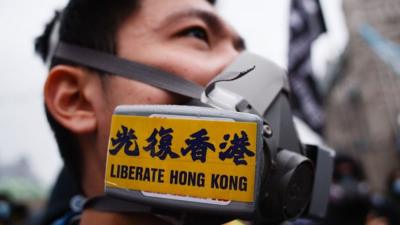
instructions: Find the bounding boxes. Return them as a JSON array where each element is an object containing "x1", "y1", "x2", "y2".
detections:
[
  {"x1": 219, "y1": 131, "x2": 255, "y2": 165},
  {"x1": 109, "y1": 125, "x2": 139, "y2": 156},
  {"x1": 144, "y1": 127, "x2": 180, "y2": 160},
  {"x1": 181, "y1": 129, "x2": 215, "y2": 163},
  {"x1": 110, "y1": 125, "x2": 255, "y2": 165}
]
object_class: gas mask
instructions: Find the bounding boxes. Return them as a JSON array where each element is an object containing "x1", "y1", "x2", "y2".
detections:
[{"x1": 52, "y1": 42, "x2": 334, "y2": 224}]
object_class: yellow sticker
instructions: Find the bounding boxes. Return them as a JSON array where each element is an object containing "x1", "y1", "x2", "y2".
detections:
[{"x1": 105, "y1": 114, "x2": 257, "y2": 202}]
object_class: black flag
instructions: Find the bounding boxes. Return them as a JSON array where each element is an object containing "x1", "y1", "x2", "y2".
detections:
[{"x1": 288, "y1": 0, "x2": 327, "y2": 134}]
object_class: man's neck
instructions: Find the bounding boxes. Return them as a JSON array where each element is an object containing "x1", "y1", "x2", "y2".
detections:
[{"x1": 79, "y1": 134, "x2": 106, "y2": 197}]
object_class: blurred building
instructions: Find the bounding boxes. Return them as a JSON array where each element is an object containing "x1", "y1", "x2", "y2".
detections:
[{"x1": 325, "y1": 0, "x2": 400, "y2": 192}]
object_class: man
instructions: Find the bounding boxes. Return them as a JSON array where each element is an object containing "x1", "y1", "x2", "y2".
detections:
[{"x1": 34, "y1": 0, "x2": 244, "y2": 224}]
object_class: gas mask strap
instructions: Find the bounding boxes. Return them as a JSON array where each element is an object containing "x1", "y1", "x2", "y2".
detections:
[{"x1": 53, "y1": 42, "x2": 204, "y2": 99}]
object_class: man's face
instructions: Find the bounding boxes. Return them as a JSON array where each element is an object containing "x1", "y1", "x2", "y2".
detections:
[{"x1": 94, "y1": 0, "x2": 244, "y2": 167}]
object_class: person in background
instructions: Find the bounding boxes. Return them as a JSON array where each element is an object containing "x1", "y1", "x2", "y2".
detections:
[
  {"x1": 321, "y1": 154, "x2": 371, "y2": 225},
  {"x1": 368, "y1": 168, "x2": 400, "y2": 225},
  {"x1": 0, "y1": 193, "x2": 29, "y2": 225}
]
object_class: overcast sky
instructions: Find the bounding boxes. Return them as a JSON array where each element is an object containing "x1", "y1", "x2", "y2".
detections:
[{"x1": 0, "y1": 0, "x2": 290, "y2": 187}]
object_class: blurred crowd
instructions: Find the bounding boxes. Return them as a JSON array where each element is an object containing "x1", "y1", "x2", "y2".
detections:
[{"x1": 322, "y1": 154, "x2": 400, "y2": 225}]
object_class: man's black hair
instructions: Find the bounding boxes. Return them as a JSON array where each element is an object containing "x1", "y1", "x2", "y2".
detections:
[{"x1": 35, "y1": 0, "x2": 216, "y2": 189}]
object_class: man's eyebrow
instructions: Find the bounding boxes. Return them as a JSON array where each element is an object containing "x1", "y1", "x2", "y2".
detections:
[
  {"x1": 160, "y1": 9, "x2": 224, "y2": 33},
  {"x1": 159, "y1": 8, "x2": 246, "y2": 50}
]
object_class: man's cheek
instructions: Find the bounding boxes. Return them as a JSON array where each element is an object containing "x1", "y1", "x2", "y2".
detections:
[{"x1": 178, "y1": 59, "x2": 220, "y2": 86}]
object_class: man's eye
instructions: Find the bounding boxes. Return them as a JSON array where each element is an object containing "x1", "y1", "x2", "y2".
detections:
[{"x1": 179, "y1": 27, "x2": 209, "y2": 43}]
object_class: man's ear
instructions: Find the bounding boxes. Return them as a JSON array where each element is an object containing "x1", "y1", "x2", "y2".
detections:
[{"x1": 44, "y1": 65, "x2": 98, "y2": 134}]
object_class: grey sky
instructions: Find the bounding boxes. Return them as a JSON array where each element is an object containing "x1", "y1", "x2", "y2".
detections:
[{"x1": 0, "y1": 0, "x2": 67, "y2": 186}]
